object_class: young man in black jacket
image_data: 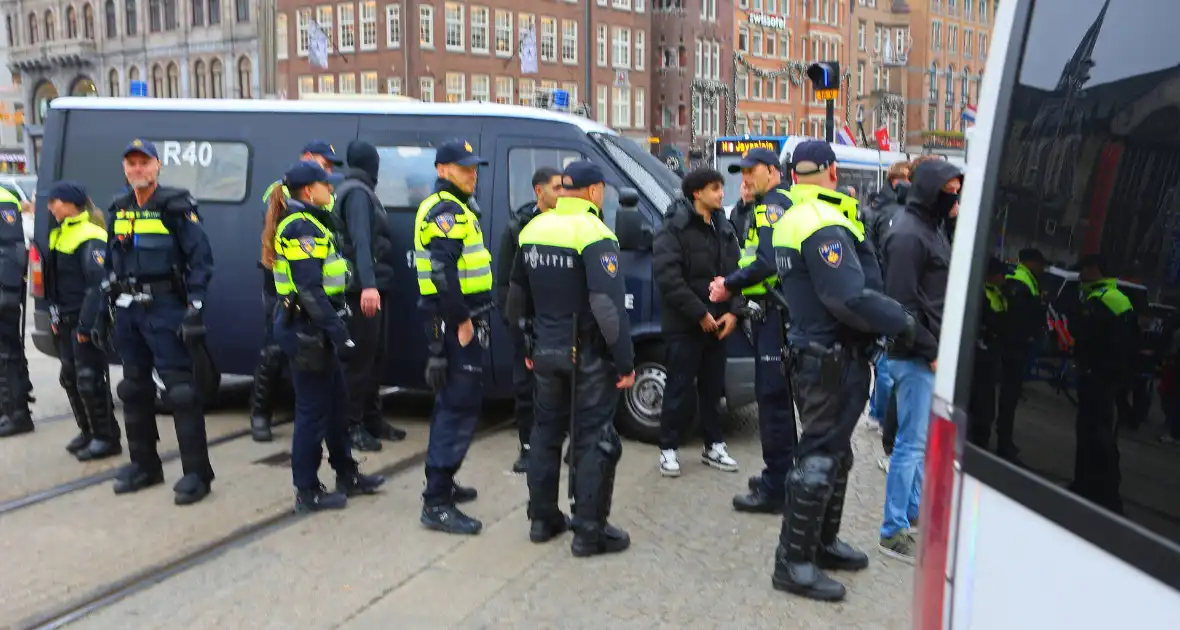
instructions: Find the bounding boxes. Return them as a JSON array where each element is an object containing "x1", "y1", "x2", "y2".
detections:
[
  {"x1": 494, "y1": 166, "x2": 562, "y2": 473},
  {"x1": 334, "y1": 140, "x2": 405, "y2": 451},
  {"x1": 653, "y1": 168, "x2": 741, "y2": 476},
  {"x1": 878, "y1": 158, "x2": 962, "y2": 562}
]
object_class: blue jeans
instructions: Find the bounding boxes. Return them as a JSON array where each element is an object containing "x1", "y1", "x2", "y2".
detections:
[
  {"x1": 869, "y1": 355, "x2": 893, "y2": 422},
  {"x1": 880, "y1": 357, "x2": 934, "y2": 538}
]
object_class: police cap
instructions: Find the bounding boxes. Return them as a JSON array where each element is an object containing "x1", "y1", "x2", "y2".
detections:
[
  {"x1": 435, "y1": 140, "x2": 488, "y2": 166},
  {"x1": 986, "y1": 256, "x2": 1007, "y2": 276},
  {"x1": 283, "y1": 160, "x2": 344, "y2": 189},
  {"x1": 727, "y1": 147, "x2": 780, "y2": 174},
  {"x1": 302, "y1": 140, "x2": 344, "y2": 165},
  {"x1": 123, "y1": 138, "x2": 158, "y2": 160},
  {"x1": 792, "y1": 140, "x2": 837, "y2": 175},
  {"x1": 48, "y1": 180, "x2": 88, "y2": 206},
  {"x1": 1018, "y1": 248, "x2": 1046, "y2": 263},
  {"x1": 562, "y1": 161, "x2": 605, "y2": 189}
]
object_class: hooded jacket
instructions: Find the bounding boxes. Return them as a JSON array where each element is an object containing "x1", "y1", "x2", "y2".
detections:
[
  {"x1": 881, "y1": 160, "x2": 962, "y2": 362},
  {"x1": 653, "y1": 197, "x2": 741, "y2": 335},
  {"x1": 495, "y1": 202, "x2": 540, "y2": 316},
  {"x1": 865, "y1": 181, "x2": 909, "y2": 265},
  {"x1": 334, "y1": 141, "x2": 397, "y2": 293}
]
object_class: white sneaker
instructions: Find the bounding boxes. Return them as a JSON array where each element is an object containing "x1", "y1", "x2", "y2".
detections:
[
  {"x1": 702, "y1": 442, "x2": 739, "y2": 472},
  {"x1": 660, "y1": 449, "x2": 681, "y2": 477},
  {"x1": 877, "y1": 455, "x2": 891, "y2": 473}
]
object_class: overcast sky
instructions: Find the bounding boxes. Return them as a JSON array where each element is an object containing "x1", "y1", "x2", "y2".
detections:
[{"x1": 1019, "y1": 0, "x2": 1180, "y2": 90}]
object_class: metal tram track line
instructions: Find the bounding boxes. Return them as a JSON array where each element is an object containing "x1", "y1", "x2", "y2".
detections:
[{"x1": 15, "y1": 420, "x2": 513, "y2": 630}]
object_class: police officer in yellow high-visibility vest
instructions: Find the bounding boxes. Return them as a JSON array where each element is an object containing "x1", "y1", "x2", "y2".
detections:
[
  {"x1": 768, "y1": 141, "x2": 921, "y2": 602},
  {"x1": 249, "y1": 140, "x2": 342, "y2": 443},
  {"x1": 0, "y1": 178, "x2": 31, "y2": 438},
  {"x1": 709, "y1": 147, "x2": 797, "y2": 514},
  {"x1": 414, "y1": 140, "x2": 493, "y2": 536},
  {"x1": 968, "y1": 257, "x2": 1009, "y2": 450},
  {"x1": 995, "y1": 248, "x2": 1046, "y2": 460},
  {"x1": 44, "y1": 181, "x2": 122, "y2": 460},
  {"x1": 1071, "y1": 254, "x2": 1134, "y2": 515},
  {"x1": 263, "y1": 160, "x2": 385, "y2": 513},
  {"x1": 506, "y1": 161, "x2": 636, "y2": 558}
]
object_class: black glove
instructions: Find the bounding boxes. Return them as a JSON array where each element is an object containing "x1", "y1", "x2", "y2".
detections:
[
  {"x1": 891, "y1": 312, "x2": 919, "y2": 353},
  {"x1": 336, "y1": 339, "x2": 357, "y2": 363},
  {"x1": 425, "y1": 357, "x2": 448, "y2": 392},
  {"x1": 180, "y1": 306, "x2": 206, "y2": 344}
]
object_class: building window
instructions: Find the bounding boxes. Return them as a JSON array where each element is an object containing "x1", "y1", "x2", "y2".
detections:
[
  {"x1": 297, "y1": 9, "x2": 310, "y2": 55},
  {"x1": 165, "y1": 62, "x2": 178, "y2": 96},
  {"x1": 235, "y1": 0, "x2": 248, "y2": 22},
  {"x1": 419, "y1": 76, "x2": 434, "y2": 102},
  {"x1": 539, "y1": 17, "x2": 556, "y2": 62},
  {"x1": 419, "y1": 5, "x2": 433, "y2": 48},
  {"x1": 150, "y1": 63, "x2": 163, "y2": 95},
  {"x1": 207, "y1": 0, "x2": 219, "y2": 24},
  {"x1": 612, "y1": 0, "x2": 630, "y2": 9},
  {"x1": 735, "y1": 72, "x2": 746, "y2": 99},
  {"x1": 83, "y1": 4, "x2": 95, "y2": 38},
  {"x1": 634, "y1": 87, "x2": 645, "y2": 130},
  {"x1": 518, "y1": 13, "x2": 534, "y2": 37},
  {"x1": 386, "y1": 77, "x2": 402, "y2": 94},
  {"x1": 359, "y1": 1, "x2": 376, "y2": 50},
  {"x1": 126, "y1": 66, "x2": 140, "y2": 92},
  {"x1": 596, "y1": 84, "x2": 608, "y2": 125},
  {"x1": 519, "y1": 79, "x2": 535, "y2": 106},
  {"x1": 238, "y1": 57, "x2": 252, "y2": 97},
  {"x1": 385, "y1": 4, "x2": 400, "y2": 48},
  {"x1": 612, "y1": 86, "x2": 631, "y2": 127},
  {"x1": 164, "y1": 0, "x2": 177, "y2": 30},
  {"x1": 193, "y1": 60, "x2": 206, "y2": 97},
  {"x1": 105, "y1": 0, "x2": 118, "y2": 37},
  {"x1": 634, "y1": 30, "x2": 645, "y2": 71},
  {"x1": 561, "y1": 19, "x2": 576, "y2": 63},
  {"x1": 192, "y1": 0, "x2": 204, "y2": 26},
  {"x1": 444, "y1": 2, "x2": 463, "y2": 51},
  {"x1": 494, "y1": 10, "x2": 511, "y2": 57},
  {"x1": 210, "y1": 58, "x2": 223, "y2": 97},
  {"x1": 471, "y1": 74, "x2": 490, "y2": 101},
  {"x1": 315, "y1": 6, "x2": 332, "y2": 42},
  {"x1": 611, "y1": 27, "x2": 630, "y2": 68},
  {"x1": 298, "y1": 75, "x2": 313, "y2": 95},
  {"x1": 43, "y1": 9, "x2": 55, "y2": 40},
  {"x1": 337, "y1": 3, "x2": 355, "y2": 52},
  {"x1": 446, "y1": 72, "x2": 465, "y2": 102},
  {"x1": 320, "y1": 74, "x2": 335, "y2": 93},
  {"x1": 146, "y1": 0, "x2": 160, "y2": 31},
  {"x1": 596, "y1": 24, "x2": 607, "y2": 67},
  {"x1": 562, "y1": 81, "x2": 578, "y2": 106},
  {"x1": 931, "y1": 21, "x2": 941, "y2": 50},
  {"x1": 470, "y1": 6, "x2": 488, "y2": 54},
  {"x1": 339, "y1": 73, "x2": 356, "y2": 94},
  {"x1": 67, "y1": 6, "x2": 77, "y2": 38},
  {"x1": 108, "y1": 69, "x2": 120, "y2": 96},
  {"x1": 495, "y1": 76, "x2": 512, "y2": 104},
  {"x1": 124, "y1": 0, "x2": 136, "y2": 35},
  {"x1": 276, "y1": 13, "x2": 288, "y2": 59}
]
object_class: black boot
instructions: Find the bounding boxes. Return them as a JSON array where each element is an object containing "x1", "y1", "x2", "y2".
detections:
[
  {"x1": 113, "y1": 461, "x2": 165, "y2": 494},
  {"x1": 336, "y1": 461, "x2": 386, "y2": 497},
  {"x1": 368, "y1": 420, "x2": 407, "y2": 442},
  {"x1": 173, "y1": 472, "x2": 212, "y2": 506},
  {"x1": 530, "y1": 513, "x2": 571, "y2": 544},
  {"x1": 0, "y1": 367, "x2": 32, "y2": 438},
  {"x1": 349, "y1": 424, "x2": 382, "y2": 452},
  {"x1": 62, "y1": 382, "x2": 91, "y2": 453},
  {"x1": 512, "y1": 444, "x2": 530, "y2": 474},
  {"x1": 421, "y1": 503, "x2": 483, "y2": 535},
  {"x1": 733, "y1": 481, "x2": 785, "y2": 514},
  {"x1": 295, "y1": 484, "x2": 348, "y2": 513},
  {"x1": 771, "y1": 456, "x2": 846, "y2": 602},
  {"x1": 249, "y1": 348, "x2": 282, "y2": 442},
  {"x1": 66, "y1": 432, "x2": 91, "y2": 453},
  {"x1": 571, "y1": 522, "x2": 631, "y2": 557},
  {"x1": 451, "y1": 480, "x2": 478, "y2": 503},
  {"x1": 816, "y1": 456, "x2": 868, "y2": 572},
  {"x1": 77, "y1": 371, "x2": 122, "y2": 461}
]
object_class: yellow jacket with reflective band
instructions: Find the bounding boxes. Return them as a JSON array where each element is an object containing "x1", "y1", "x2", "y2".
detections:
[
  {"x1": 263, "y1": 180, "x2": 334, "y2": 211},
  {"x1": 1006, "y1": 264, "x2": 1039, "y2": 296},
  {"x1": 1083, "y1": 278, "x2": 1132, "y2": 316},
  {"x1": 737, "y1": 187, "x2": 793, "y2": 295},
  {"x1": 519, "y1": 197, "x2": 617, "y2": 251},
  {"x1": 413, "y1": 190, "x2": 493, "y2": 296},
  {"x1": 50, "y1": 211, "x2": 107, "y2": 254},
  {"x1": 770, "y1": 186, "x2": 864, "y2": 251},
  {"x1": 271, "y1": 211, "x2": 349, "y2": 296},
  {"x1": 985, "y1": 282, "x2": 1008, "y2": 313}
]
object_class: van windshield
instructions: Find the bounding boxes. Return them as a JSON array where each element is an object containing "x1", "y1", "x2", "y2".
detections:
[{"x1": 592, "y1": 133, "x2": 679, "y2": 212}]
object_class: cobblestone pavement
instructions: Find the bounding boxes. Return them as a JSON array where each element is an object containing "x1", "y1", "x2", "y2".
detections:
[{"x1": 62, "y1": 416, "x2": 912, "y2": 630}]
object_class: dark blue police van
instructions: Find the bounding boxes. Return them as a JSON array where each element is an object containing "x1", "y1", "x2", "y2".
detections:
[{"x1": 29, "y1": 97, "x2": 755, "y2": 442}]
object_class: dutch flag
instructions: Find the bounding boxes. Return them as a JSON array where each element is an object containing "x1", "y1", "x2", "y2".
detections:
[
  {"x1": 962, "y1": 104, "x2": 977, "y2": 125},
  {"x1": 836, "y1": 125, "x2": 856, "y2": 146}
]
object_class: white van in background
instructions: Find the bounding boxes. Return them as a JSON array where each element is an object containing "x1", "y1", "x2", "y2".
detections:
[{"x1": 918, "y1": 0, "x2": 1180, "y2": 627}]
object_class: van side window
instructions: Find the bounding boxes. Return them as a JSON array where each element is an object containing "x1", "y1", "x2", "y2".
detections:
[
  {"x1": 372, "y1": 146, "x2": 439, "y2": 210},
  {"x1": 507, "y1": 146, "x2": 624, "y2": 232},
  {"x1": 150, "y1": 140, "x2": 249, "y2": 202},
  {"x1": 968, "y1": 0, "x2": 1180, "y2": 546}
]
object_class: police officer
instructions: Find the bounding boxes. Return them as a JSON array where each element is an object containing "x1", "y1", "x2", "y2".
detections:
[
  {"x1": 106, "y1": 139, "x2": 216, "y2": 505},
  {"x1": 250, "y1": 140, "x2": 344, "y2": 443},
  {"x1": 709, "y1": 147, "x2": 797, "y2": 513},
  {"x1": 495, "y1": 166, "x2": 563, "y2": 473},
  {"x1": 769, "y1": 141, "x2": 921, "y2": 602},
  {"x1": 967, "y1": 257, "x2": 1009, "y2": 449},
  {"x1": 0, "y1": 179, "x2": 31, "y2": 438},
  {"x1": 263, "y1": 161, "x2": 385, "y2": 512},
  {"x1": 996, "y1": 248, "x2": 1045, "y2": 460},
  {"x1": 1070, "y1": 254, "x2": 1132, "y2": 514},
  {"x1": 414, "y1": 140, "x2": 493, "y2": 535},
  {"x1": 506, "y1": 161, "x2": 635, "y2": 557},
  {"x1": 44, "y1": 182, "x2": 122, "y2": 460}
]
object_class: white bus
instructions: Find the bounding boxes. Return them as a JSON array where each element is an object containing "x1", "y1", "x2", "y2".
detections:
[{"x1": 921, "y1": 0, "x2": 1180, "y2": 627}]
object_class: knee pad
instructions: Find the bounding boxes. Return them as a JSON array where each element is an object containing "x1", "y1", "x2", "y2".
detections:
[
  {"x1": 595, "y1": 424, "x2": 623, "y2": 463},
  {"x1": 788, "y1": 453, "x2": 838, "y2": 496},
  {"x1": 162, "y1": 378, "x2": 197, "y2": 410},
  {"x1": 116, "y1": 374, "x2": 155, "y2": 404},
  {"x1": 75, "y1": 368, "x2": 102, "y2": 395},
  {"x1": 260, "y1": 344, "x2": 284, "y2": 363}
]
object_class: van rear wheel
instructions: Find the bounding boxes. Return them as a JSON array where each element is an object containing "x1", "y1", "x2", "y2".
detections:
[{"x1": 616, "y1": 343, "x2": 674, "y2": 445}]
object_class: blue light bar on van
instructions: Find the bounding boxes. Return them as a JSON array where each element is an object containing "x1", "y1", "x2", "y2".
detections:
[
  {"x1": 552, "y1": 89, "x2": 569, "y2": 109},
  {"x1": 129, "y1": 80, "x2": 148, "y2": 97}
]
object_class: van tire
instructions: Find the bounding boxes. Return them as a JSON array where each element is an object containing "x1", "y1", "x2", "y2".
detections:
[
  {"x1": 151, "y1": 362, "x2": 222, "y2": 414},
  {"x1": 616, "y1": 342, "x2": 678, "y2": 445}
]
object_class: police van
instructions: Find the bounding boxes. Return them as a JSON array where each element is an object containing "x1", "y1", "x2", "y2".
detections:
[
  {"x1": 29, "y1": 97, "x2": 756, "y2": 442},
  {"x1": 919, "y1": 0, "x2": 1180, "y2": 626}
]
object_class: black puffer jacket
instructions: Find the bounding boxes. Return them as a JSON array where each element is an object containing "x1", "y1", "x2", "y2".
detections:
[
  {"x1": 495, "y1": 202, "x2": 539, "y2": 317},
  {"x1": 865, "y1": 181, "x2": 909, "y2": 265},
  {"x1": 335, "y1": 141, "x2": 397, "y2": 292},
  {"x1": 653, "y1": 198, "x2": 741, "y2": 335}
]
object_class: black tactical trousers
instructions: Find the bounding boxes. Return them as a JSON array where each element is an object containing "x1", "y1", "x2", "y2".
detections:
[
  {"x1": 0, "y1": 298, "x2": 29, "y2": 419},
  {"x1": 967, "y1": 346, "x2": 1001, "y2": 449},
  {"x1": 527, "y1": 346, "x2": 621, "y2": 525},
  {"x1": 995, "y1": 344, "x2": 1029, "y2": 452},
  {"x1": 1073, "y1": 371, "x2": 1123, "y2": 514},
  {"x1": 57, "y1": 316, "x2": 120, "y2": 440},
  {"x1": 343, "y1": 293, "x2": 386, "y2": 434}
]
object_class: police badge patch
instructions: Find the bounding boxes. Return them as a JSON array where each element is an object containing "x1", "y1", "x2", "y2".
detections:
[
  {"x1": 91, "y1": 249, "x2": 105, "y2": 267},
  {"x1": 1, "y1": 209, "x2": 16, "y2": 224},
  {"x1": 434, "y1": 213, "x2": 456, "y2": 235},
  {"x1": 299, "y1": 236, "x2": 317, "y2": 255},
  {"x1": 765, "y1": 204, "x2": 784, "y2": 225},
  {"x1": 187, "y1": 211, "x2": 200, "y2": 224},
  {"x1": 818, "y1": 240, "x2": 843, "y2": 268},
  {"x1": 601, "y1": 253, "x2": 619, "y2": 277}
]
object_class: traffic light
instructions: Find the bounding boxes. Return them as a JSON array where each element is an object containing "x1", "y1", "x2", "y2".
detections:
[{"x1": 806, "y1": 62, "x2": 841, "y2": 101}]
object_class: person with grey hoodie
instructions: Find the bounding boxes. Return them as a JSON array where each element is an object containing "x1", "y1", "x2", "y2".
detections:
[{"x1": 333, "y1": 140, "x2": 405, "y2": 451}]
